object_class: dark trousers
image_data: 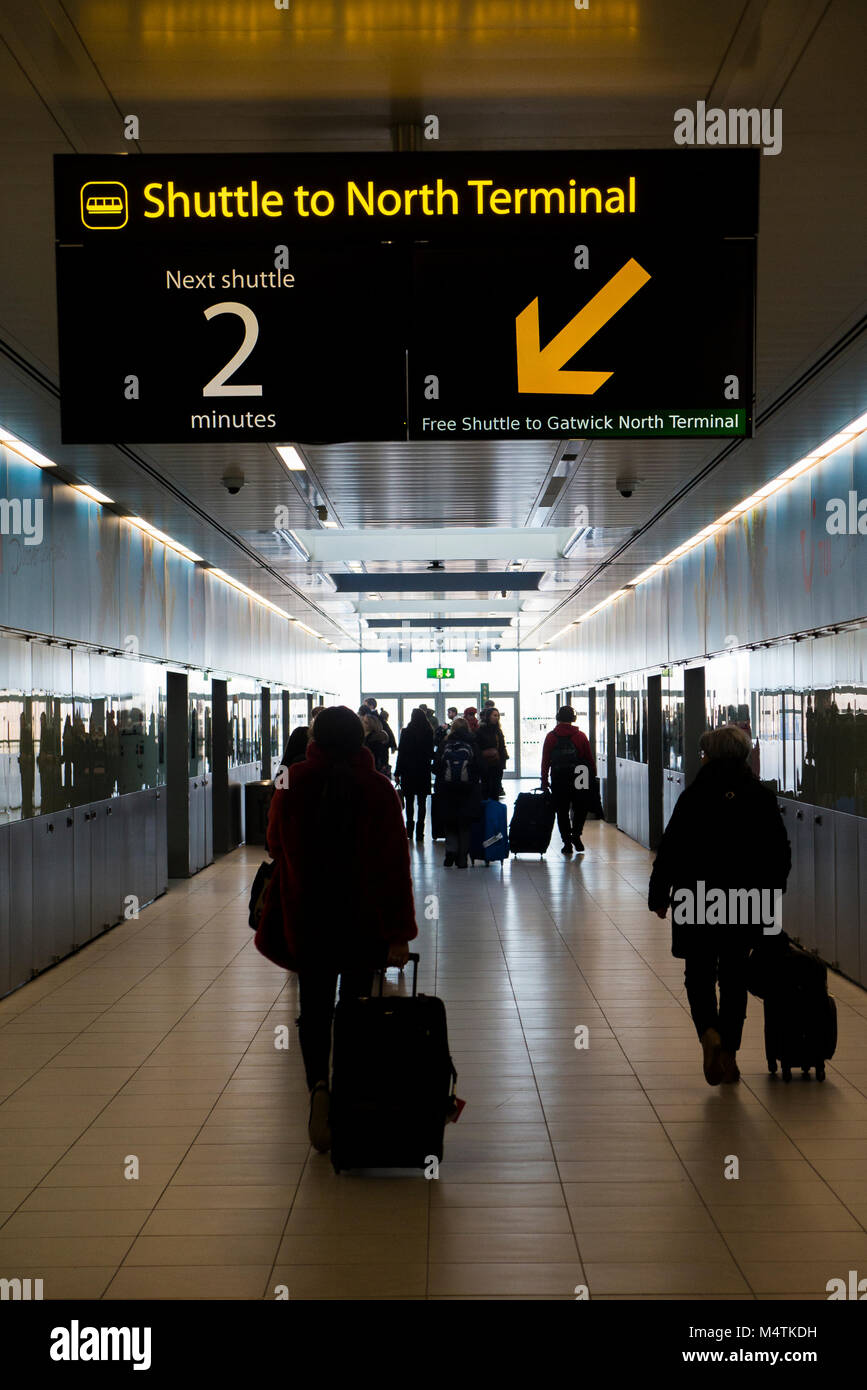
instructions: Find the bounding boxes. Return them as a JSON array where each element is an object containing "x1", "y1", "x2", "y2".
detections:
[
  {"x1": 552, "y1": 779, "x2": 589, "y2": 847},
  {"x1": 297, "y1": 964, "x2": 374, "y2": 1090},
  {"x1": 444, "y1": 824, "x2": 471, "y2": 864},
  {"x1": 403, "y1": 783, "x2": 427, "y2": 831},
  {"x1": 480, "y1": 761, "x2": 503, "y2": 800},
  {"x1": 683, "y1": 944, "x2": 751, "y2": 1052}
]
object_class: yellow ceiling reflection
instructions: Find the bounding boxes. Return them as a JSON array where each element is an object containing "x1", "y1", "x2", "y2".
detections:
[{"x1": 79, "y1": 0, "x2": 641, "y2": 48}]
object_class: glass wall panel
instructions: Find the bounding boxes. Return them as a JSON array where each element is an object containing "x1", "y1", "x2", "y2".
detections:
[
  {"x1": 661, "y1": 670, "x2": 685, "y2": 771},
  {"x1": 268, "y1": 688, "x2": 282, "y2": 767},
  {"x1": 188, "y1": 671, "x2": 212, "y2": 778},
  {"x1": 227, "y1": 677, "x2": 261, "y2": 768},
  {"x1": 705, "y1": 650, "x2": 752, "y2": 734},
  {"x1": 0, "y1": 638, "x2": 166, "y2": 820},
  {"x1": 594, "y1": 686, "x2": 608, "y2": 768},
  {"x1": 288, "y1": 693, "x2": 308, "y2": 734},
  {"x1": 757, "y1": 685, "x2": 867, "y2": 816},
  {"x1": 615, "y1": 674, "x2": 646, "y2": 762}
]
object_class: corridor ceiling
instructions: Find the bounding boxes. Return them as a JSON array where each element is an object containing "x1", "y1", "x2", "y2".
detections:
[{"x1": 0, "y1": 0, "x2": 864, "y2": 652}]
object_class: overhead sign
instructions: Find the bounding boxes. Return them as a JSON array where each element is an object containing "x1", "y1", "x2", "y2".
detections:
[
  {"x1": 54, "y1": 151, "x2": 757, "y2": 444},
  {"x1": 427, "y1": 667, "x2": 455, "y2": 680}
]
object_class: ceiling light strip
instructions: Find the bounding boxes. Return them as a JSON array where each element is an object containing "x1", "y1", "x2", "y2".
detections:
[
  {"x1": 547, "y1": 410, "x2": 866, "y2": 645},
  {"x1": 1, "y1": 432, "x2": 57, "y2": 469},
  {"x1": 127, "y1": 516, "x2": 203, "y2": 563},
  {"x1": 0, "y1": 422, "x2": 346, "y2": 647}
]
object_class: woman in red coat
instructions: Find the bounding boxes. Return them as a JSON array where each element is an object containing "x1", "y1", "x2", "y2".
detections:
[{"x1": 263, "y1": 706, "x2": 417, "y2": 1150}]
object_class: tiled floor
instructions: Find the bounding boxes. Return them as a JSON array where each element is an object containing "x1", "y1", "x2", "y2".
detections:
[{"x1": 2, "y1": 782, "x2": 867, "y2": 1300}]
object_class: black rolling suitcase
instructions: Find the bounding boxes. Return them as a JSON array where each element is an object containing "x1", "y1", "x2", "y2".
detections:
[
  {"x1": 508, "y1": 788, "x2": 555, "y2": 857},
  {"x1": 330, "y1": 953, "x2": 458, "y2": 1172},
  {"x1": 748, "y1": 935, "x2": 837, "y2": 1082}
]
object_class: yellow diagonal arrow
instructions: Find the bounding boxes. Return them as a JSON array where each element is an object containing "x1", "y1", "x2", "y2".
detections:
[{"x1": 516, "y1": 258, "x2": 651, "y2": 394}]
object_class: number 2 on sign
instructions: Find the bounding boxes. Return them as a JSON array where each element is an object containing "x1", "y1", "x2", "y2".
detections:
[{"x1": 202, "y1": 301, "x2": 263, "y2": 396}]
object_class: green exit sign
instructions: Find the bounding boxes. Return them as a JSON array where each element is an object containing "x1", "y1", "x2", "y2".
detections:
[{"x1": 427, "y1": 667, "x2": 455, "y2": 679}]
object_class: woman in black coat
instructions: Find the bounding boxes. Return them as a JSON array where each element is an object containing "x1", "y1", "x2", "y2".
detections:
[
  {"x1": 648, "y1": 723, "x2": 791, "y2": 1086},
  {"x1": 476, "y1": 707, "x2": 508, "y2": 800},
  {"x1": 394, "y1": 708, "x2": 434, "y2": 841}
]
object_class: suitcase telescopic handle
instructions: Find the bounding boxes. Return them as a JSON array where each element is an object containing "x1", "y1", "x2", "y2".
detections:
[{"x1": 376, "y1": 950, "x2": 420, "y2": 997}]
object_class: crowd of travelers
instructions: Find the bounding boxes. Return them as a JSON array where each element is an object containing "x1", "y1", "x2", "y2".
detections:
[{"x1": 257, "y1": 700, "x2": 795, "y2": 1148}]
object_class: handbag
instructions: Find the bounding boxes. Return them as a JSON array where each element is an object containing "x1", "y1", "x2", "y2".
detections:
[
  {"x1": 250, "y1": 858, "x2": 296, "y2": 970},
  {"x1": 481, "y1": 747, "x2": 499, "y2": 762},
  {"x1": 248, "y1": 859, "x2": 275, "y2": 930}
]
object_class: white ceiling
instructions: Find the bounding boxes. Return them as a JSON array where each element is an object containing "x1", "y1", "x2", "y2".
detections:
[{"x1": 0, "y1": 0, "x2": 864, "y2": 652}]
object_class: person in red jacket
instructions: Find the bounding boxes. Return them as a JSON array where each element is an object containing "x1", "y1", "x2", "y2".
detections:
[
  {"x1": 264, "y1": 705, "x2": 417, "y2": 1151},
  {"x1": 541, "y1": 705, "x2": 597, "y2": 855}
]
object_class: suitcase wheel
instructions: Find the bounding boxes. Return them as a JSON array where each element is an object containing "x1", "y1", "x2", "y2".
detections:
[
  {"x1": 816, "y1": 1064, "x2": 826, "y2": 1082},
  {"x1": 782, "y1": 1065, "x2": 792, "y2": 1082}
]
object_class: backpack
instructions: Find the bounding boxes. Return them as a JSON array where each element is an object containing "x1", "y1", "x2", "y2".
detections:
[
  {"x1": 442, "y1": 741, "x2": 472, "y2": 785},
  {"x1": 549, "y1": 734, "x2": 579, "y2": 778}
]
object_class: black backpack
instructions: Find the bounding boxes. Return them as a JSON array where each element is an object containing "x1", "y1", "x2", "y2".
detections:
[
  {"x1": 549, "y1": 734, "x2": 579, "y2": 778},
  {"x1": 442, "y1": 741, "x2": 473, "y2": 785}
]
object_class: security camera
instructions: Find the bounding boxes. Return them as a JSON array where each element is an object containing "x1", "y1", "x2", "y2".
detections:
[
  {"x1": 616, "y1": 477, "x2": 637, "y2": 498},
  {"x1": 221, "y1": 470, "x2": 245, "y2": 495},
  {"x1": 494, "y1": 642, "x2": 501, "y2": 651}
]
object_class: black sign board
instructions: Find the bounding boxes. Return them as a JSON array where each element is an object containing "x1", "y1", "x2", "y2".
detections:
[{"x1": 54, "y1": 151, "x2": 758, "y2": 444}]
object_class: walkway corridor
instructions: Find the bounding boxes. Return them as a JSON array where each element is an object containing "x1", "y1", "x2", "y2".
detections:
[{"x1": 2, "y1": 792, "x2": 867, "y2": 1300}]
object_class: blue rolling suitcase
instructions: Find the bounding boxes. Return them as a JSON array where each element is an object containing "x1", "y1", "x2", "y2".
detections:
[{"x1": 469, "y1": 799, "x2": 509, "y2": 865}]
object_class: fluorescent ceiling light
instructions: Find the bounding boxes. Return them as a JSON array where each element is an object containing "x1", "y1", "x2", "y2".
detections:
[
  {"x1": 276, "y1": 445, "x2": 306, "y2": 472},
  {"x1": 579, "y1": 589, "x2": 626, "y2": 621},
  {"x1": 206, "y1": 567, "x2": 290, "y2": 619},
  {"x1": 630, "y1": 564, "x2": 662, "y2": 585},
  {"x1": 778, "y1": 457, "x2": 815, "y2": 481},
  {"x1": 752, "y1": 479, "x2": 785, "y2": 500},
  {"x1": 3, "y1": 437, "x2": 56, "y2": 468},
  {"x1": 128, "y1": 517, "x2": 202, "y2": 563},
  {"x1": 346, "y1": 561, "x2": 364, "y2": 572},
  {"x1": 273, "y1": 528, "x2": 311, "y2": 562},
  {"x1": 817, "y1": 430, "x2": 859, "y2": 455},
  {"x1": 561, "y1": 526, "x2": 592, "y2": 558},
  {"x1": 74, "y1": 483, "x2": 114, "y2": 504},
  {"x1": 716, "y1": 501, "x2": 752, "y2": 523},
  {"x1": 562, "y1": 410, "x2": 867, "y2": 640},
  {"x1": 292, "y1": 619, "x2": 322, "y2": 639},
  {"x1": 321, "y1": 519, "x2": 339, "y2": 528}
]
